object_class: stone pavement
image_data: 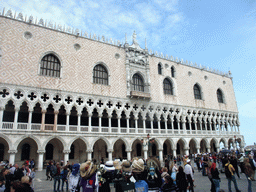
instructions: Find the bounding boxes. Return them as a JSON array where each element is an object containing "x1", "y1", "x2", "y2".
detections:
[{"x1": 33, "y1": 169, "x2": 256, "y2": 192}]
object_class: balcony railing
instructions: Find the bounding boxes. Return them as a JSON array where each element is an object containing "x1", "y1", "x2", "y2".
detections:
[{"x1": 0, "y1": 122, "x2": 240, "y2": 136}]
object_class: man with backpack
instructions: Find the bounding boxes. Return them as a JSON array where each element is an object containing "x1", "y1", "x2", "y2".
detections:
[
  {"x1": 51, "y1": 162, "x2": 61, "y2": 192},
  {"x1": 225, "y1": 159, "x2": 241, "y2": 192}
]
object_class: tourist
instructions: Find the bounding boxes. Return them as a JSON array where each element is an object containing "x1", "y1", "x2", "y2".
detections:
[
  {"x1": 184, "y1": 159, "x2": 194, "y2": 192},
  {"x1": 249, "y1": 155, "x2": 256, "y2": 181},
  {"x1": 132, "y1": 158, "x2": 148, "y2": 192},
  {"x1": 207, "y1": 162, "x2": 215, "y2": 192},
  {"x1": 161, "y1": 167, "x2": 169, "y2": 184},
  {"x1": 46, "y1": 162, "x2": 52, "y2": 181},
  {"x1": 79, "y1": 161, "x2": 98, "y2": 192},
  {"x1": 13, "y1": 164, "x2": 24, "y2": 181},
  {"x1": 169, "y1": 161, "x2": 178, "y2": 184},
  {"x1": 99, "y1": 160, "x2": 116, "y2": 192},
  {"x1": 60, "y1": 165, "x2": 69, "y2": 192},
  {"x1": 230, "y1": 155, "x2": 240, "y2": 179},
  {"x1": 244, "y1": 157, "x2": 253, "y2": 192},
  {"x1": 53, "y1": 162, "x2": 61, "y2": 192},
  {"x1": 30, "y1": 168, "x2": 36, "y2": 189},
  {"x1": 225, "y1": 159, "x2": 241, "y2": 192},
  {"x1": 21, "y1": 176, "x2": 34, "y2": 192},
  {"x1": 176, "y1": 166, "x2": 188, "y2": 192},
  {"x1": 161, "y1": 175, "x2": 177, "y2": 192},
  {"x1": 68, "y1": 163, "x2": 80, "y2": 192},
  {"x1": 211, "y1": 162, "x2": 220, "y2": 192}
]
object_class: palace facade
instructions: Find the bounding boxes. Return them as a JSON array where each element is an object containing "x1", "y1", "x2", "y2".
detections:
[{"x1": 0, "y1": 9, "x2": 244, "y2": 170}]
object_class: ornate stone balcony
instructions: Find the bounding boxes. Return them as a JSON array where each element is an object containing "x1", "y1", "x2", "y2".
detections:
[{"x1": 130, "y1": 91, "x2": 151, "y2": 99}]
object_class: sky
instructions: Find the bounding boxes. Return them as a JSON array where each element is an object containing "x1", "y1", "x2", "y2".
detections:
[{"x1": 1, "y1": 0, "x2": 256, "y2": 146}]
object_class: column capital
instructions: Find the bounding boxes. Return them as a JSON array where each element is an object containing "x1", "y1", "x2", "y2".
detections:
[
  {"x1": 63, "y1": 150, "x2": 70, "y2": 154},
  {"x1": 8, "y1": 150, "x2": 17, "y2": 154},
  {"x1": 54, "y1": 110, "x2": 59, "y2": 114},
  {"x1": 42, "y1": 109, "x2": 47, "y2": 113},
  {"x1": 107, "y1": 149, "x2": 113, "y2": 153},
  {"x1": 86, "y1": 149, "x2": 93, "y2": 153},
  {"x1": 125, "y1": 150, "x2": 132, "y2": 153},
  {"x1": 37, "y1": 150, "x2": 45, "y2": 154}
]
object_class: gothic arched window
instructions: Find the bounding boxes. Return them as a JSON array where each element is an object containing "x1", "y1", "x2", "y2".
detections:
[
  {"x1": 93, "y1": 64, "x2": 108, "y2": 85},
  {"x1": 40, "y1": 54, "x2": 61, "y2": 77},
  {"x1": 171, "y1": 66, "x2": 175, "y2": 78},
  {"x1": 158, "y1": 63, "x2": 162, "y2": 75},
  {"x1": 163, "y1": 78, "x2": 173, "y2": 95},
  {"x1": 217, "y1": 89, "x2": 224, "y2": 103},
  {"x1": 21, "y1": 143, "x2": 30, "y2": 161},
  {"x1": 132, "y1": 73, "x2": 144, "y2": 92},
  {"x1": 194, "y1": 84, "x2": 202, "y2": 100}
]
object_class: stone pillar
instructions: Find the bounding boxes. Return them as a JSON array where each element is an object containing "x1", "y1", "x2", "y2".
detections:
[
  {"x1": 28, "y1": 110, "x2": 33, "y2": 130},
  {"x1": 177, "y1": 119, "x2": 180, "y2": 134},
  {"x1": 188, "y1": 119, "x2": 192, "y2": 131},
  {"x1": 170, "y1": 118, "x2": 174, "y2": 134},
  {"x1": 66, "y1": 112, "x2": 70, "y2": 132},
  {"x1": 0, "y1": 107, "x2": 3, "y2": 128},
  {"x1": 151, "y1": 120, "x2": 153, "y2": 133},
  {"x1": 181, "y1": 119, "x2": 186, "y2": 134},
  {"x1": 158, "y1": 120, "x2": 161, "y2": 134},
  {"x1": 207, "y1": 147, "x2": 211, "y2": 153},
  {"x1": 108, "y1": 150, "x2": 113, "y2": 161},
  {"x1": 135, "y1": 118, "x2": 138, "y2": 133},
  {"x1": 41, "y1": 109, "x2": 46, "y2": 131},
  {"x1": 8, "y1": 150, "x2": 17, "y2": 166},
  {"x1": 172, "y1": 148, "x2": 177, "y2": 158},
  {"x1": 159, "y1": 149, "x2": 163, "y2": 163},
  {"x1": 63, "y1": 150, "x2": 70, "y2": 165},
  {"x1": 117, "y1": 117, "x2": 121, "y2": 133},
  {"x1": 87, "y1": 150, "x2": 92, "y2": 161},
  {"x1": 77, "y1": 113, "x2": 81, "y2": 132},
  {"x1": 108, "y1": 116, "x2": 112, "y2": 133},
  {"x1": 165, "y1": 120, "x2": 168, "y2": 134},
  {"x1": 54, "y1": 110, "x2": 58, "y2": 132},
  {"x1": 184, "y1": 148, "x2": 189, "y2": 156},
  {"x1": 127, "y1": 151, "x2": 131, "y2": 161},
  {"x1": 126, "y1": 117, "x2": 129, "y2": 133},
  {"x1": 99, "y1": 115, "x2": 102, "y2": 129},
  {"x1": 216, "y1": 147, "x2": 220, "y2": 153},
  {"x1": 37, "y1": 150, "x2": 45, "y2": 171},
  {"x1": 143, "y1": 149, "x2": 148, "y2": 160},
  {"x1": 196, "y1": 148, "x2": 200, "y2": 154},
  {"x1": 88, "y1": 114, "x2": 92, "y2": 132},
  {"x1": 143, "y1": 118, "x2": 146, "y2": 134},
  {"x1": 13, "y1": 109, "x2": 19, "y2": 129}
]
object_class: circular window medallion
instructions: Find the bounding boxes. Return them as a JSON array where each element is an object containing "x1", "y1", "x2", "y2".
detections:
[
  {"x1": 223, "y1": 81, "x2": 226, "y2": 85},
  {"x1": 74, "y1": 43, "x2": 81, "y2": 51},
  {"x1": 24, "y1": 31, "x2": 32, "y2": 39},
  {"x1": 165, "y1": 64, "x2": 169, "y2": 68},
  {"x1": 115, "y1": 53, "x2": 120, "y2": 59},
  {"x1": 204, "y1": 75, "x2": 208, "y2": 80},
  {"x1": 188, "y1": 71, "x2": 192, "y2": 76}
]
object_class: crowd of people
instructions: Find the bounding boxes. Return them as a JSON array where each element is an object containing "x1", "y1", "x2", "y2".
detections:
[{"x1": 0, "y1": 152, "x2": 255, "y2": 192}]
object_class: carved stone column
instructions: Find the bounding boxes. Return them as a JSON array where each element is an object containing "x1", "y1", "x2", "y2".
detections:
[
  {"x1": 108, "y1": 115, "x2": 112, "y2": 133},
  {"x1": 117, "y1": 117, "x2": 121, "y2": 133},
  {"x1": 63, "y1": 150, "x2": 70, "y2": 165},
  {"x1": 88, "y1": 114, "x2": 92, "y2": 132},
  {"x1": 37, "y1": 150, "x2": 45, "y2": 171},
  {"x1": 8, "y1": 150, "x2": 17, "y2": 166},
  {"x1": 159, "y1": 149, "x2": 163, "y2": 162},
  {"x1": 126, "y1": 117, "x2": 129, "y2": 133},
  {"x1": 142, "y1": 118, "x2": 146, "y2": 134},
  {"x1": 172, "y1": 147, "x2": 177, "y2": 158},
  {"x1": 0, "y1": 107, "x2": 3, "y2": 128},
  {"x1": 135, "y1": 117, "x2": 138, "y2": 133},
  {"x1": 77, "y1": 113, "x2": 81, "y2": 132},
  {"x1": 108, "y1": 149, "x2": 113, "y2": 161},
  {"x1": 87, "y1": 149, "x2": 93, "y2": 161},
  {"x1": 13, "y1": 108, "x2": 19, "y2": 129},
  {"x1": 41, "y1": 109, "x2": 46, "y2": 131},
  {"x1": 54, "y1": 110, "x2": 59, "y2": 132},
  {"x1": 65, "y1": 112, "x2": 70, "y2": 132},
  {"x1": 126, "y1": 150, "x2": 131, "y2": 161},
  {"x1": 28, "y1": 109, "x2": 33, "y2": 130}
]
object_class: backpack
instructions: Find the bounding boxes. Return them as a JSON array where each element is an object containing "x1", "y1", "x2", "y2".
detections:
[
  {"x1": 51, "y1": 165, "x2": 57, "y2": 177},
  {"x1": 225, "y1": 164, "x2": 232, "y2": 178}
]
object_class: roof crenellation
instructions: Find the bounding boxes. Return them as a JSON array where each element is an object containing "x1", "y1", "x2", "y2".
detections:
[{"x1": 0, "y1": 8, "x2": 232, "y2": 78}]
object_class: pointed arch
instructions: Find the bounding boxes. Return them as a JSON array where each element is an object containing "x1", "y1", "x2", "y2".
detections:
[
  {"x1": 0, "y1": 134, "x2": 12, "y2": 150},
  {"x1": 91, "y1": 137, "x2": 111, "y2": 151},
  {"x1": 13, "y1": 135, "x2": 41, "y2": 151},
  {"x1": 67, "y1": 136, "x2": 90, "y2": 151},
  {"x1": 42, "y1": 136, "x2": 66, "y2": 150}
]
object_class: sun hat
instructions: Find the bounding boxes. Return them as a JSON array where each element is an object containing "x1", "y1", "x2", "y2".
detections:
[
  {"x1": 187, "y1": 159, "x2": 191, "y2": 163},
  {"x1": 122, "y1": 160, "x2": 132, "y2": 172},
  {"x1": 104, "y1": 160, "x2": 115, "y2": 171},
  {"x1": 113, "y1": 159, "x2": 122, "y2": 170},
  {"x1": 132, "y1": 158, "x2": 145, "y2": 173},
  {"x1": 80, "y1": 161, "x2": 97, "y2": 179}
]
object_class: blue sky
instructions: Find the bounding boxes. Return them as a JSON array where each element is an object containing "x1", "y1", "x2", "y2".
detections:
[{"x1": 1, "y1": 0, "x2": 256, "y2": 146}]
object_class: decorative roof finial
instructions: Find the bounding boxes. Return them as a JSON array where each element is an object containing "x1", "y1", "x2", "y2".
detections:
[{"x1": 132, "y1": 30, "x2": 137, "y2": 44}]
